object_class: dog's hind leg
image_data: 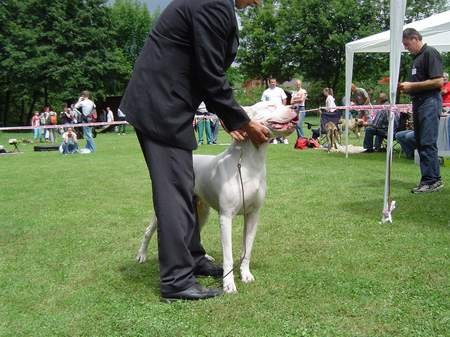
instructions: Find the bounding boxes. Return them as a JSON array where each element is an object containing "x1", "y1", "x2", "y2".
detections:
[
  {"x1": 326, "y1": 132, "x2": 332, "y2": 152},
  {"x1": 334, "y1": 130, "x2": 339, "y2": 149},
  {"x1": 240, "y1": 211, "x2": 259, "y2": 284},
  {"x1": 136, "y1": 216, "x2": 157, "y2": 263},
  {"x1": 336, "y1": 130, "x2": 342, "y2": 146},
  {"x1": 220, "y1": 214, "x2": 237, "y2": 293},
  {"x1": 196, "y1": 197, "x2": 214, "y2": 261}
]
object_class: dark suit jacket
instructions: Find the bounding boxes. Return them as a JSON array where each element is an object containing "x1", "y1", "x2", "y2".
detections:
[{"x1": 119, "y1": 0, "x2": 249, "y2": 150}]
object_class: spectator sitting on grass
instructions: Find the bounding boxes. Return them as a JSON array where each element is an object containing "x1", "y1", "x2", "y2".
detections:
[{"x1": 60, "y1": 127, "x2": 78, "y2": 154}]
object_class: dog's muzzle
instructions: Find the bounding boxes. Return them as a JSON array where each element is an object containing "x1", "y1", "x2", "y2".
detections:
[{"x1": 266, "y1": 114, "x2": 298, "y2": 133}]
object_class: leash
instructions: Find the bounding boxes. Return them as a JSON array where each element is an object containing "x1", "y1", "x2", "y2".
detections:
[{"x1": 222, "y1": 148, "x2": 247, "y2": 280}]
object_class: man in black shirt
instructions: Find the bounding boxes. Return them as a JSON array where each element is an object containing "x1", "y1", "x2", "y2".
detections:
[{"x1": 399, "y1": 28, "x2": 444, "y2": 193}]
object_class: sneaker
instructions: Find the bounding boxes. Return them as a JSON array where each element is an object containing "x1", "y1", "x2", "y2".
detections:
[
  {"x1": 283, "y1": 138, "x2": 289, "y2": 144},
  {"x1": 270, "y1": 139, "x2": 278, "y2": 144},
  {"x1": 411, "y1": 180, "x2": 444, "y2": 194}
]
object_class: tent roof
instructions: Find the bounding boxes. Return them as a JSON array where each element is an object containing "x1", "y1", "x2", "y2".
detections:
[{"x1": 346, "y1": 10, "x2": 450, "y2": 53}]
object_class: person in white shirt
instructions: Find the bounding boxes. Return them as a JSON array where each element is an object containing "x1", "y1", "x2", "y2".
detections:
[
  {"x1": 323, "y1": 87, "x2": 336, "y2": 112},
  {"x1": 261, "y1": 78, "x2": 287, "y2": 105},
  {"x1": 261, "y1": 78, "x2": 288, "y2": 143},
  {"x1": 74, "y1": 90, "x2": 96, "y2": 152},
  {"x1": 117, "y1": 108, "x2": 127, "y2": 135},
  {"x1": 106, "y1": 107, "x2": 114, "y2": 123},
  {"x1": 99, "y1": 106, "x2": 115, "y2": 133}
]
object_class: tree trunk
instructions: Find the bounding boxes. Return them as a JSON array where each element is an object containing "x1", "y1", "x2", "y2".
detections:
[
  {"x1": 26, "y1": 93, "x2": 37, "y2": 124},
  {"x1": 2, "y1": 90, "x2": 10, "y2": 126},
  {"x1": 19, "y1": 98, "x2": 25, "y2": 125},
  {"x1": 332, "y1": 68, "x2": 340, "y2": 96},
  {"x1": 44, "y1": 85, "x2": 48, "y2": 107}
]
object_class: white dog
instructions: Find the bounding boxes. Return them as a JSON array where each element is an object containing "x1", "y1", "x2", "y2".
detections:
[{"x1": 136, "y1": 101, "x2": 298, "y2": 293}]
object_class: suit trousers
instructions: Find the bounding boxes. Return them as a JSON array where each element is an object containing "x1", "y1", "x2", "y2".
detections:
[{"x1": 136, "y1": 131, "x2": 207, "y2": 294}]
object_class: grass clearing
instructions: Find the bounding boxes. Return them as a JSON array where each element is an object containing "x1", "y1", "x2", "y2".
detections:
[{"x1": 1, "y1": 127, "x2": 449, "y2": 337}]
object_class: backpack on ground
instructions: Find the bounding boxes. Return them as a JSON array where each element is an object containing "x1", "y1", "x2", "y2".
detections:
[{"x1": 294, "y1": 137, "x2": 309, "y2": 150}]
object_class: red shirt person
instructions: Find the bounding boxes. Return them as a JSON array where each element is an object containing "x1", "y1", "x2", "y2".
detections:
[{"x1": 442, "y1": 72, "x2": 450, "y2": 104}]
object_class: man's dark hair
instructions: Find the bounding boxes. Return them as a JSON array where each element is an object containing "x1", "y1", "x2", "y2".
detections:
[{"x1": 403, "y1": 28, "x2": 422, "y2": 40}]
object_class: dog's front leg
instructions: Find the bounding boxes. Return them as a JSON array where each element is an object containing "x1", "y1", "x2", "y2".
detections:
[
  {"x1": 240, "y1": 211, "x2": 259, "y2": 283},
  {"x1": 220, "y1": 214, "x2": 237, "y2": 293},
  {"x1": 136, "y1": 217, "x2": 157, "y2": 263}
]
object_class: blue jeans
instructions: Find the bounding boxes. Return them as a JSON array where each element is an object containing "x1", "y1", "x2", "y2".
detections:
[
  {"x1": 62, "y1": 142, "x2": 78, "y2": 154},
  {"x1": 363, "y1": 127, "x2": 386, "y2": 151},
  {"x1": 295, "y1": 106, "x2": 306, "y2": 138},
  {"x1": 33, "y1": 128, "x2": 41, "y2": 141},
  {"x1": 413, "y1": 93, "x2": 441, "y2": 184},
  {"x1": 83, "y1": 126, "x2": 96, "y2": 152},
  {"x1": 395, "y1": 130, "x2": 415, "y2": 159}
]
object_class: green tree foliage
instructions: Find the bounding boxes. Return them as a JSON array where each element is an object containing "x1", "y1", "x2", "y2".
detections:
[
  {"x1": 238, "y1": 0, "x2": 449, "y2": 104},
  {"x1": 238, "y1": 0, "x2": 285, "y2": 80},
  {"x1": 110, "y1": 0, "x2": 159, "y2": 67},
  {"x1": 0, "y1": 0, "x2": 157, "y2": 125}
]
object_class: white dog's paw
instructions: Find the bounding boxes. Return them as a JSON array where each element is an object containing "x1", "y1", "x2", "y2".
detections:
[
  {"x1": 240, "y1": 270, "x2": 255, "y2": 283},
  {"x1": 136, "y1": 250, "x2": 147, "y2": 263},
  {"x1": 223, "y1": 280, "x2": 237, "y2": 294},
  {"x1": 204, "y1": 254, "x2": 215, "y2": 262}
]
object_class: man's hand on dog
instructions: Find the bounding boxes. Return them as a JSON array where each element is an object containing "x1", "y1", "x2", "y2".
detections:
[{"x1": 230, "y1": 121, "x2": 270, "y2": 146}]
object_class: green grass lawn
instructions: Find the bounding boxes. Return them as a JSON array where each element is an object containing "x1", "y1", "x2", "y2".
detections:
[{"x1": 0, "y1": 127, "x2": 449, "y2": 337}]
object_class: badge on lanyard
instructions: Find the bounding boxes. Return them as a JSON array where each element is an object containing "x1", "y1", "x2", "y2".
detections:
[{"x1": 412, "y1": 68, "x2": 417, "y2": 75}]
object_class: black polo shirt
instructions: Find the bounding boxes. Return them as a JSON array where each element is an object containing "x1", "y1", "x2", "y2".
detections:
[{"x1": 409, "y1": 44, "x2": 443, "y2": 99}]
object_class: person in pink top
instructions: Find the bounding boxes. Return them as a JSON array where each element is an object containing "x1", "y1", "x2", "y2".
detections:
[{"x1": 31, "y1": 111, "x2": 42, "y2": 142}]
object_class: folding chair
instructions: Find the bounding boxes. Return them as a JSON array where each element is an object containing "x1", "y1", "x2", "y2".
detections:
[{"x1": 312, "y1": 110, "x2": 341, "y2": 146}]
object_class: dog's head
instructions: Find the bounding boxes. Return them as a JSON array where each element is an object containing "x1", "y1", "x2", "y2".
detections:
[{"x1": 243, "y1": 102, "x2": 298, "y2": 137}]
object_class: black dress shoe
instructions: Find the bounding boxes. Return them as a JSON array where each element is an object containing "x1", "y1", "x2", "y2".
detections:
[
  {"x1": 161, "y1": 283, "x2": 222, "y2": 302},
  {"x1": 193, "y1": 260, "x2": 223, "y2": 278}
]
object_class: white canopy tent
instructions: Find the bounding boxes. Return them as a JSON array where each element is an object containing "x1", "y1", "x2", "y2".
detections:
[
  {"x1": 344, "y1": 7, "x2": 450, "y2": 223},
  {"x1": 344, "y1": 9, "x2": 450, "y2": 157}
]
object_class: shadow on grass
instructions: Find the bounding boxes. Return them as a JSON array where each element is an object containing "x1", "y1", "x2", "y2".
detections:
[
  {"x1": 118, "y1": 258, "x2": 160, "y2": 296},
  {"x1": 340, "y1": 190, "x2": 450, "y2": 229},
  {"x1": 356, "y1": 178, "x2": 414, "y2": 189}
]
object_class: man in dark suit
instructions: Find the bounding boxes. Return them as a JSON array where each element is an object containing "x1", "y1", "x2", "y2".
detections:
[{"x1": 119, "y1": 0, "x2": 268, "y2": 301}]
